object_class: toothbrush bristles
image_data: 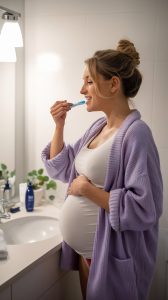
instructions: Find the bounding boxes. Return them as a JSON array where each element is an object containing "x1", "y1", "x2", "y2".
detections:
[{"x1": 70, "y1": 100, "x2": 85, "y2": 108}]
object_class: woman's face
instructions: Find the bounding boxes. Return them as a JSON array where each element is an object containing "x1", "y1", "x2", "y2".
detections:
[{"x1": 80, "y1": 66, "x2": 112, "y2": 112}]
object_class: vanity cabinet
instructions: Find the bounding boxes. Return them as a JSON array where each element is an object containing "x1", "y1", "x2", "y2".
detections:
[
  {"x1": 7, "y1": 249, "x2": 82, "y2": 300},
  {"x1": 12, "y1": 250, "x2": 63, "y2": 300},
  {"x1": 39, "y1": 270, "x2": 82, "y2": 300},
  {"x1": 0, "y1": 286, "x2": 11, "y2": 300},
  {"x1": 2, "y1": 228, "x2": 168, "y2": 300}
]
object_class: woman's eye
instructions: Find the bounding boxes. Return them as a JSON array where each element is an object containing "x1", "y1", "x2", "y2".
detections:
[{"x1": 87, "y1": 81, "x2": 93, "y2": 85}]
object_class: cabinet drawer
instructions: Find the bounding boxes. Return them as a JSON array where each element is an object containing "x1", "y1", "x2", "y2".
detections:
[
  {"x1": 0, "y1": 286, "x2": 11, "y2": 300},
  {"x1": 12, "y1": 250, "x2": 64, "y2": 300}
]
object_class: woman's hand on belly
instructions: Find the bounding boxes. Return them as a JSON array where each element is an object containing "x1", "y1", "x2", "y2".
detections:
[
  {"x1": 67, "y1": 175, "x2": 90, "y2": 196},
  {"x1": 68, "y1": 175, "x2": 110, "y2": 212}
]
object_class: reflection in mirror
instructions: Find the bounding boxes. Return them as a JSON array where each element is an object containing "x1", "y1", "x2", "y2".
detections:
[{"x1": 0, "y1": 63, "x2": 15, "y2": 197}]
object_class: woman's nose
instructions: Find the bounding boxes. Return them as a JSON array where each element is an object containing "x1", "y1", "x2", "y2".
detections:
[{"x1": 80, "y1": 85, "x2": 86, "y2": 95}]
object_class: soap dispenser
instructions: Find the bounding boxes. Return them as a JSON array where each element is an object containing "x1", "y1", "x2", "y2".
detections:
[
  {"x1": 25, "y1": 181, "x2": 34, "y2": 212},
  {"x1": 4, "y1": 178, "x2": 11, "y2": 201}
]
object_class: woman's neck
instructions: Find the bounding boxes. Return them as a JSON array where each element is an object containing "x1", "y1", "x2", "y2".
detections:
[{"x1": 103, "y1": 98, "x2": 132, "y2": 130}]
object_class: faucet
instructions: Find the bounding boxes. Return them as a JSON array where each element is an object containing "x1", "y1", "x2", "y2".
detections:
[{"x1": 0, "y1": 198, "x2": 11, "y2": 222}]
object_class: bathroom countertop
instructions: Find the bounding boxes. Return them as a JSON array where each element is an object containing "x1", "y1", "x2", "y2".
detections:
[{"x1": 0, "y1": 201, "x2": 63, "y2": 289}]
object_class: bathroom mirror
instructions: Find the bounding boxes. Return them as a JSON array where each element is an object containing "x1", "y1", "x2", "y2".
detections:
[
  {"x1": 0, "y1": 0, "x2": 25, "y2": 194},
  {"x1": 0, "y1": 63, "x2": 15, "y2": 177},
  {"x1": 0, "y1": 8, "x2": 15, "y2": 177}
]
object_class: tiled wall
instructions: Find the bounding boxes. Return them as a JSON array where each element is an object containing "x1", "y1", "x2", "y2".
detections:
[{"x1": 25, "y1": 0, "x2": 168, "y2": 226}]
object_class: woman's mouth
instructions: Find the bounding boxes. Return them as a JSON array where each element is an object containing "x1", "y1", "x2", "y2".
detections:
[{"x1": 85, "y1": 97, "x2": 92, "y2": 104}]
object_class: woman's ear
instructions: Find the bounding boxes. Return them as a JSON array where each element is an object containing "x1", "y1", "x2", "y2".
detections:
[{"x1": 110, "y1": 76, "x2": 120, "y2": 93}]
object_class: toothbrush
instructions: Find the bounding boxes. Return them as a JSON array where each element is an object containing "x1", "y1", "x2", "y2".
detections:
[{"x1": 69, "y1": 100, "x2": 85, "y2": 108}]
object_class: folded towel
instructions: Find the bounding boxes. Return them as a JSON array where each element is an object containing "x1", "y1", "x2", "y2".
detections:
[{"x1": 0, "y1": 229, "x2": 8, "y2": 260}]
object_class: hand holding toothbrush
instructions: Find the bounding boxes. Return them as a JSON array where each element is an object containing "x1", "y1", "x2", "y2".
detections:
[
  {"x1": 50, "y1": 100, "x2": 71, "y2": 128},
  {"x1": 50, "y1": 100, "x2": 85, "y2": 127},
  {"x1": 50, "y1": 99, "x2": 85, "y2": 159}
]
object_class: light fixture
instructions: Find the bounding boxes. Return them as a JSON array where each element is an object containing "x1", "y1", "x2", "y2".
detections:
[
  {"x1": 0, "y1": 35, "x2": 16, "y2": 62},
  {"x1": 0, "y1": 5, "x2": 23, "y2": 47}
]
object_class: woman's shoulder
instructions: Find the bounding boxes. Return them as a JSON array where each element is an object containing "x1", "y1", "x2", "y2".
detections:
[
  {"x1": 123, "y1": 117, "x2": 156, "y2": 153},
  {"x1": 126, "y1": 118, "x2": 153, "y2": 139},
  {"x1": 109, "y1": 110, "x2": 152, "y2": 146}
]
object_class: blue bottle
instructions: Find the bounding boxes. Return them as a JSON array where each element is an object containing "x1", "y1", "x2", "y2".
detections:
[
  {"x1": 25, "y1": 181, "x2": 34, "y2": 212},
  {"x1": 4, "y1": 179, "x2": 11, "y2": 201}
]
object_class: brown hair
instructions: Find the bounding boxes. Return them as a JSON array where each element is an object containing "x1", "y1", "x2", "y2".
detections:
[{"x1": 85, "y1": 39, "x2": 142, "y2": 98}]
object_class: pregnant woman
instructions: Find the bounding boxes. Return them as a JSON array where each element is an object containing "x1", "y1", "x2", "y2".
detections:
[{"x1": 42, "y1": 39, "x2": 163, "y2": 300}]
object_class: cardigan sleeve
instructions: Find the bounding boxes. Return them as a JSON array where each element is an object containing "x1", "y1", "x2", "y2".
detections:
[
  {"x1": 41, "y1": 117, "x2": 106, "y2": 183},
  {"x1": 108, "y1": 123, "x2": 163, "y2": 232},
  {"x1": 41, "y1": 139, "x2": 82, "y2": 183}
]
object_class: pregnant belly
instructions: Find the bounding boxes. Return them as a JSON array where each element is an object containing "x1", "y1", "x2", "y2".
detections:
[{"x1": 59, "y1": 195, "x2": 99, "y2": 257}]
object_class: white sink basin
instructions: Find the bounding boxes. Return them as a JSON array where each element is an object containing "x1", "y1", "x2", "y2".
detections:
[{"x1": 0, "y1": 215, "x2": 59, "y2": 245}]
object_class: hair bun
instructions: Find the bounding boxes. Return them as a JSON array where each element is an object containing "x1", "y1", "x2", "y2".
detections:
[{"x1": 117, "y1": 39, "x2": 140, "y2": 67}]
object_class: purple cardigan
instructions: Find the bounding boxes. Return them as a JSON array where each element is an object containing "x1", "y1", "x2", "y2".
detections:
[{"x1": 42, "y1": 110, "x2": 163, "y2": 300}]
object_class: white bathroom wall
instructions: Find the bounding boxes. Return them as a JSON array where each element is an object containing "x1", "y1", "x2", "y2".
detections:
[{"x1": 25, "y1": 0, "x2": 168, "y2": 223}]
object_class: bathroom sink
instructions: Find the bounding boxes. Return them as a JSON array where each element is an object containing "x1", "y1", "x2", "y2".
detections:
[{"x1": 0, "y1": 215, "x2": 59, "y2": 245}]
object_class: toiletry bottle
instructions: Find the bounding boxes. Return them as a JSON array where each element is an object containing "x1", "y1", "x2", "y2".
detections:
[
  {"x1": 4, "y1": 179, "x2": 11, "y2": 201},
  {"x1": 25, "y1": 181, "x2": 34, "y2": 212}
]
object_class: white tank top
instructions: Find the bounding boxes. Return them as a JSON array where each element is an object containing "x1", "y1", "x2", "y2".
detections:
[{"x1": 60, "y1": 132, "x2": 117, "y2": 258}]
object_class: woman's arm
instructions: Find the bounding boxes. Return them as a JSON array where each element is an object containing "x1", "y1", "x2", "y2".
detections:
[
  {"x1": 49, "y1": 100, "x2": 71, "y2": 159},
  {"x1": 108, "y1": 124, "x2": 163, "y2": 232},
  {"x1": 68, "y1": 175, "x2": 110, "y2": 212},
  {"x1": 50, "y1": 126, "x2": 64, "y2": 159},
  {"x1": 81, "y1": 182, "x2": 110, "y2": 212},
  {"x1": 42, "y1": 116, "x2": 106, "y2": 183}
]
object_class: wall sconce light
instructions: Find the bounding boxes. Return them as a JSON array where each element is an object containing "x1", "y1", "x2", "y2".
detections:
[
  {"x1": 0, "y1": 5, "x2": 23, "y2": 47},
  {"x1": 0, "y1": 35, "x2": 16, "y2": 62},
  {"x1": 0, "y1": 5, "x2": 23, "y2": 62}
]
